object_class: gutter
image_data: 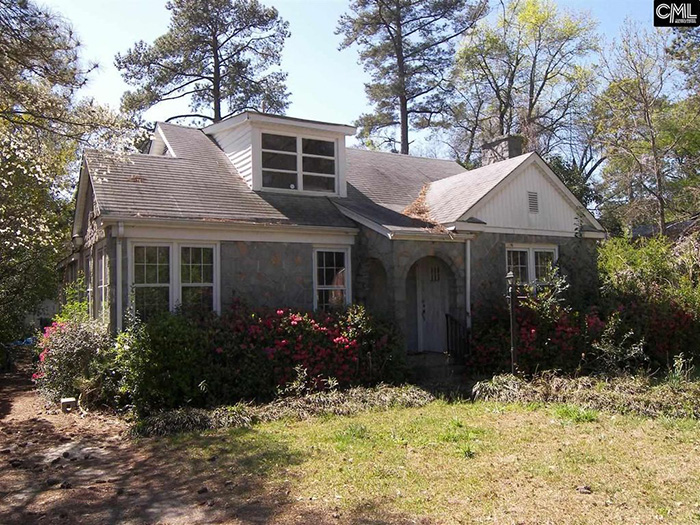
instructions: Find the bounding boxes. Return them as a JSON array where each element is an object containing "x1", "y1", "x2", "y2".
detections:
[{"x1": 100, "y1": 216, "x2": 358, "y2": 237}]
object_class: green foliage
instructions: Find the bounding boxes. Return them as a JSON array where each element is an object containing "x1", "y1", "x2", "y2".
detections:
[
  {"x1": 53, "y1": 274, "x2": 89, "y2": 325},
  {"x1": 336, "y1": 0, "x2": 487, "y2": 154},
  {"x1": 34, "y1": 320, "x2": 113, "y2": 404},
  {"x1": 554, "y1": 404, "x2": 598, "y2": 423},
  {"x1": 115, "y1": 0, "x2": 290, "y2": 123},
  {"x1": 111, "y1": 303, "x2": 405, "y2": 416},
  {"x1": 449, "y1": 0, "x2": 598, "y2": 162},
  {"x1": 0, "y1": 132, "x2": 63, "y2": 342},
  {"x1": 585, "y1": 312, "x2": 647, "y2": 374}
]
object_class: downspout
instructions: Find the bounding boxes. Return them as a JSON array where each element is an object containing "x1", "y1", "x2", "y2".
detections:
[
  {"x1": 116, "y1": 221, "x2": 124, "y2": 332},
  {"x1": 465, "y1": 239, "x2": 472, "y2": 330}
]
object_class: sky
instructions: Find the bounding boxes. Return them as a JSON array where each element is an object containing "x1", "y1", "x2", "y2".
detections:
[{"x1": 39, "y1": 0, "x2": 652, "y2": 132}]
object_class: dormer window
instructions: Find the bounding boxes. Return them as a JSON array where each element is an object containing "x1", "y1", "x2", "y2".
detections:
[{"x1": 261, "y1": 132, "x2": 337, "y2": 193}]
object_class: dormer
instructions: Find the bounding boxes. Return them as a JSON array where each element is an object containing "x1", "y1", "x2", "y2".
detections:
[{"x1": 203, "y1": 111, "x2": 356, "y2": 198}]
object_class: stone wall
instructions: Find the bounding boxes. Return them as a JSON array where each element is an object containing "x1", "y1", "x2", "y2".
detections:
[
  {"x1": 353, "y1": 226, "x2": 468, "y2": 353},
  {"x1": 220, "y1": 240, "x2": 314, "y2": 310}
]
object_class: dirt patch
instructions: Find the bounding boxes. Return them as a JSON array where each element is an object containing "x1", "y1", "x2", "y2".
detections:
[{"x1": 0, "y1": 354, "x2": 375, "y2": 525}]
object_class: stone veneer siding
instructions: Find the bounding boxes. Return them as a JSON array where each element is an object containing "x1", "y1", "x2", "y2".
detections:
[{"x1": 220, "y1": 241, "x2": 315, "y2": 311}]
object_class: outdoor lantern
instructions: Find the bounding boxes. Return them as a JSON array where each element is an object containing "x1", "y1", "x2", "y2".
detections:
[{"x1": 505, "y1": 271, "x2": 514, "y2": 288}]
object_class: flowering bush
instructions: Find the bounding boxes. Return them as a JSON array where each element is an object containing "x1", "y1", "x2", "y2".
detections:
[
  {"x1": 114, "y1": 302, "x2": 404, "y2": 415},
  {"x1": 470, "y1": 235, "x2": 700, "y2": 376},
  {"x1": 34, "y1": 320, "x2": 113, "y2": 403}
]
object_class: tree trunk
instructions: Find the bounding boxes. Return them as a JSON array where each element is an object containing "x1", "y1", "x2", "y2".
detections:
[
  {"x1": 655, "y1": 168, "x2": 667, "y2": 236},
  {"x1": 395, "y1": 3, "x2": 409, "y2": 155},
  {"x1": 212, "y1": 36, "x2": 222, "y2": 122}
]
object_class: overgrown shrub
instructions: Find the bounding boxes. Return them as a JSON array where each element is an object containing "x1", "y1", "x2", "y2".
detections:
[
  {"x1": 470, "y1": 235, "x2": 700, "y2": 375},
  {"x1": 132, "y1": 384, "x2": 434, "y2": 437},
  {"x1": 34, "y1": 320, "x2": 113, "y2": 404},
  {"x1": 469, "y1": 272, "x2": 589, "y2": 374},
  {"x1": 473, "y1": 372, "x2": 700, "y2": 419},
  {"x1": 113, "y1": 302, "x2": 405, "y2": 416}
]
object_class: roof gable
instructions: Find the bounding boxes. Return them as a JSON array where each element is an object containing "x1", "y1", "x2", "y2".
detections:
[
  {"x1": 429, "y1": 153, "x2": 603, "y2": 233},
  {"x1": 426, "y1": 153, "x2": 534, "y2": 224}
]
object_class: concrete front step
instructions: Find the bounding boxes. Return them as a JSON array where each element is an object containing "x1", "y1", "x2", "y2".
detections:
[{"x1": 407, "y1": 352, "x2": 467, "y2": 384}]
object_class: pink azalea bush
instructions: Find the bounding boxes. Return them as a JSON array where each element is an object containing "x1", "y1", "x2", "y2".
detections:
[{"x1": 114, "y1": 302, "x2": 403, "y2": 415}]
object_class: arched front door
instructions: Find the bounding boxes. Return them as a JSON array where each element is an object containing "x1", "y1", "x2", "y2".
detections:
[{"x1": 415, "y1": 257, "x2": 450, "y2": 352}]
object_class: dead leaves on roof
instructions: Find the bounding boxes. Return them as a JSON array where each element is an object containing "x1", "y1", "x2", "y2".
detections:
[{"x1": 402, "y1": 184, "x2": 451, "y2": 235}]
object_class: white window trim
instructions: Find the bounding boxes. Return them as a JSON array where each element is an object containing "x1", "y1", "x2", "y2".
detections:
[
  {"x1": 505, "y1": 243, "x2": 558, "y2": 284},
  {"x1": 95, "y1": 244, "x2": 109, "y2": 322},
  {"x1": 312, "y1": 245, "x2": 352, "y2": 310},
  {"x1": 127, "y1": 240, "x2": 221, "y2": 315},
  {"x1": 256, "y1": 128, "x2": 341, "y2": 197}
]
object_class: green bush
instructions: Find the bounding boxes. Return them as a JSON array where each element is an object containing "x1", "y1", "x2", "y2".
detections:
[
  {"x1": 112, "y1": 302, "x2": 405, "y2": 416},
  {"x1": 34, "y1": 320, "x2": 113, "y2": 404}
]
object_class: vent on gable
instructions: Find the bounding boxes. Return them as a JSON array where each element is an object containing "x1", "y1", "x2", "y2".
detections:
[{"x1": 528, "y1": 191, "x2": 539, "y2": 214}]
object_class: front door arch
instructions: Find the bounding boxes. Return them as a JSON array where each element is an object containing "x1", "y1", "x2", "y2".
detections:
[{"x1": 407, "y1": 256, "x2": 454, "y2": 353}]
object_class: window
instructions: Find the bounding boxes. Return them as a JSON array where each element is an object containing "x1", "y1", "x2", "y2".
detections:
[
  {"x1": 314, "y1": 249, "x2": 350, "y2": 310},
  {"x1": 130, "y1": 243, "x2": 219, "y2": 320},
  {"x1": 180, "y1": 246, "x2": 214, "y2": 312},
  {"x1": 95, "y1": 247, "x2": 109, "y2": 321},
  {"x1": 133, "y1": 245, "x2": 171, "y2": 320},
  {"x1": 85, "y1": 253, "x2": 93, "y2": 316},
  {"x1": 506, "y1": 249, "x2": 529, "y2": 283},
  {"x1": 261, "y1": 133, "x2": 336, "y2": 193},
  {"x1": 506, "y1": 245, "x2": 557, "y2": 285}
]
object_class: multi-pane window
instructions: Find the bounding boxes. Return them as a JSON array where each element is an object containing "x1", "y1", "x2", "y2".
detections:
[
  {"x1": 133, "y1": 245, "x2": 170, "y2": 320},
  {"x1": 315, "y1": 250, "x2": 348, "y2": 310},
  {"x1": 261, "y1": 133, "x2": 336, "y2": 193},
  {"x1": 95, "y1": 247, "x2": 109, "y2": 321},
  {"x1": 506, "y1": 246, "x2": 557, "y2": 286},
  {"x1": 506, "y1": 250, "x2": 529, "y2": 283},
  {"x1": 180, "y1": 246, "x2": 214, "y2": 311},
  {"x1": 534, "y1": 251, "x2": 555, "y2": 282}
]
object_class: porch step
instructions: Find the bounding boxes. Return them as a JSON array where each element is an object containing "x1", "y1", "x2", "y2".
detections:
[{"x1": 406, "y1": 352, "x2": 467, "y2": 387}]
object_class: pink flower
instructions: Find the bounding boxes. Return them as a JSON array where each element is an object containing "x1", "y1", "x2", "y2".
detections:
[{"x1": 214, "y1": 347, "x2": 223, "y2": 354}]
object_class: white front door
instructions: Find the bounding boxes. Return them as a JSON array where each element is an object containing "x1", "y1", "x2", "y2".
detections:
[{"x1": 416, "y1": 258, "x2": 449, "y2": 352}]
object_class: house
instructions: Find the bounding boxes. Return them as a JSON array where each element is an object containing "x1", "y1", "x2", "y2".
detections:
[{"x1": 65, "y1": 111, "x2": 605, "y2": 362}]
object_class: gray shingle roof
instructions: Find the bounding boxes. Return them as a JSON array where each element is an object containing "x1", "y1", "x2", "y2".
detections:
[
  {"x1": 336, "y1": 148, "x2": 467, "y2": 231},
  {"x1": 85, "y1": 123, "x2": 355, "y2": 228},
  {"x1": 84, "y1": 121, "x2": 536, "y2": 233},
  {"x1": 426, "y1": 153, "x2": 535, "y2": 224}
]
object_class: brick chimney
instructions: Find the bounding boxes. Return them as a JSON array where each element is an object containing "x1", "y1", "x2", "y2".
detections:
[{"x1": 481, "y1": 135, "x2": 524, "y2": 165}]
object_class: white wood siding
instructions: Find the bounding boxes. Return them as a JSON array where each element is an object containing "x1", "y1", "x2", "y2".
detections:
[
  {"x1": 209, "y1": 122, "x2": 253, "y2": 188},
  {"x1": 469, "y1": 163, "x2": 580, "y2": 234}
]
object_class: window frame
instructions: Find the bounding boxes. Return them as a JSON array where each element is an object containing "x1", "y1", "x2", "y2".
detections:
[
  {"x1": 312, "y1": 246, "x2": 352, "y2": 311},
  {"x1": 505, "y1": 243, "x2": 558, "y2": 285},
  {"x1": 128, "y1": 241, "x2": 220, "y2": 317},
  {"x1": 258, "y1": 130, "x2": 339, "y2": 196},
  {"x1": 95, "y1": 245, "x2": 109, "y2": 322},
  {"x1": 179, "y1": 245, "x2": 216, "y2": 312}
]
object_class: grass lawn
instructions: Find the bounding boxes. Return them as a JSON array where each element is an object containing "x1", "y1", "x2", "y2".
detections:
[{"x1": 167, "y1": 401, "x2": 700, "y2": 524}]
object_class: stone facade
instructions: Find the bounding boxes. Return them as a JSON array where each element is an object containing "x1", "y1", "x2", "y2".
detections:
[
  {"x1": 353, "y1": 226, "x2": 468, "y2": 353},
  {"x1": 220, "y1": 241, "x2": 314, "y2": 310}
]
